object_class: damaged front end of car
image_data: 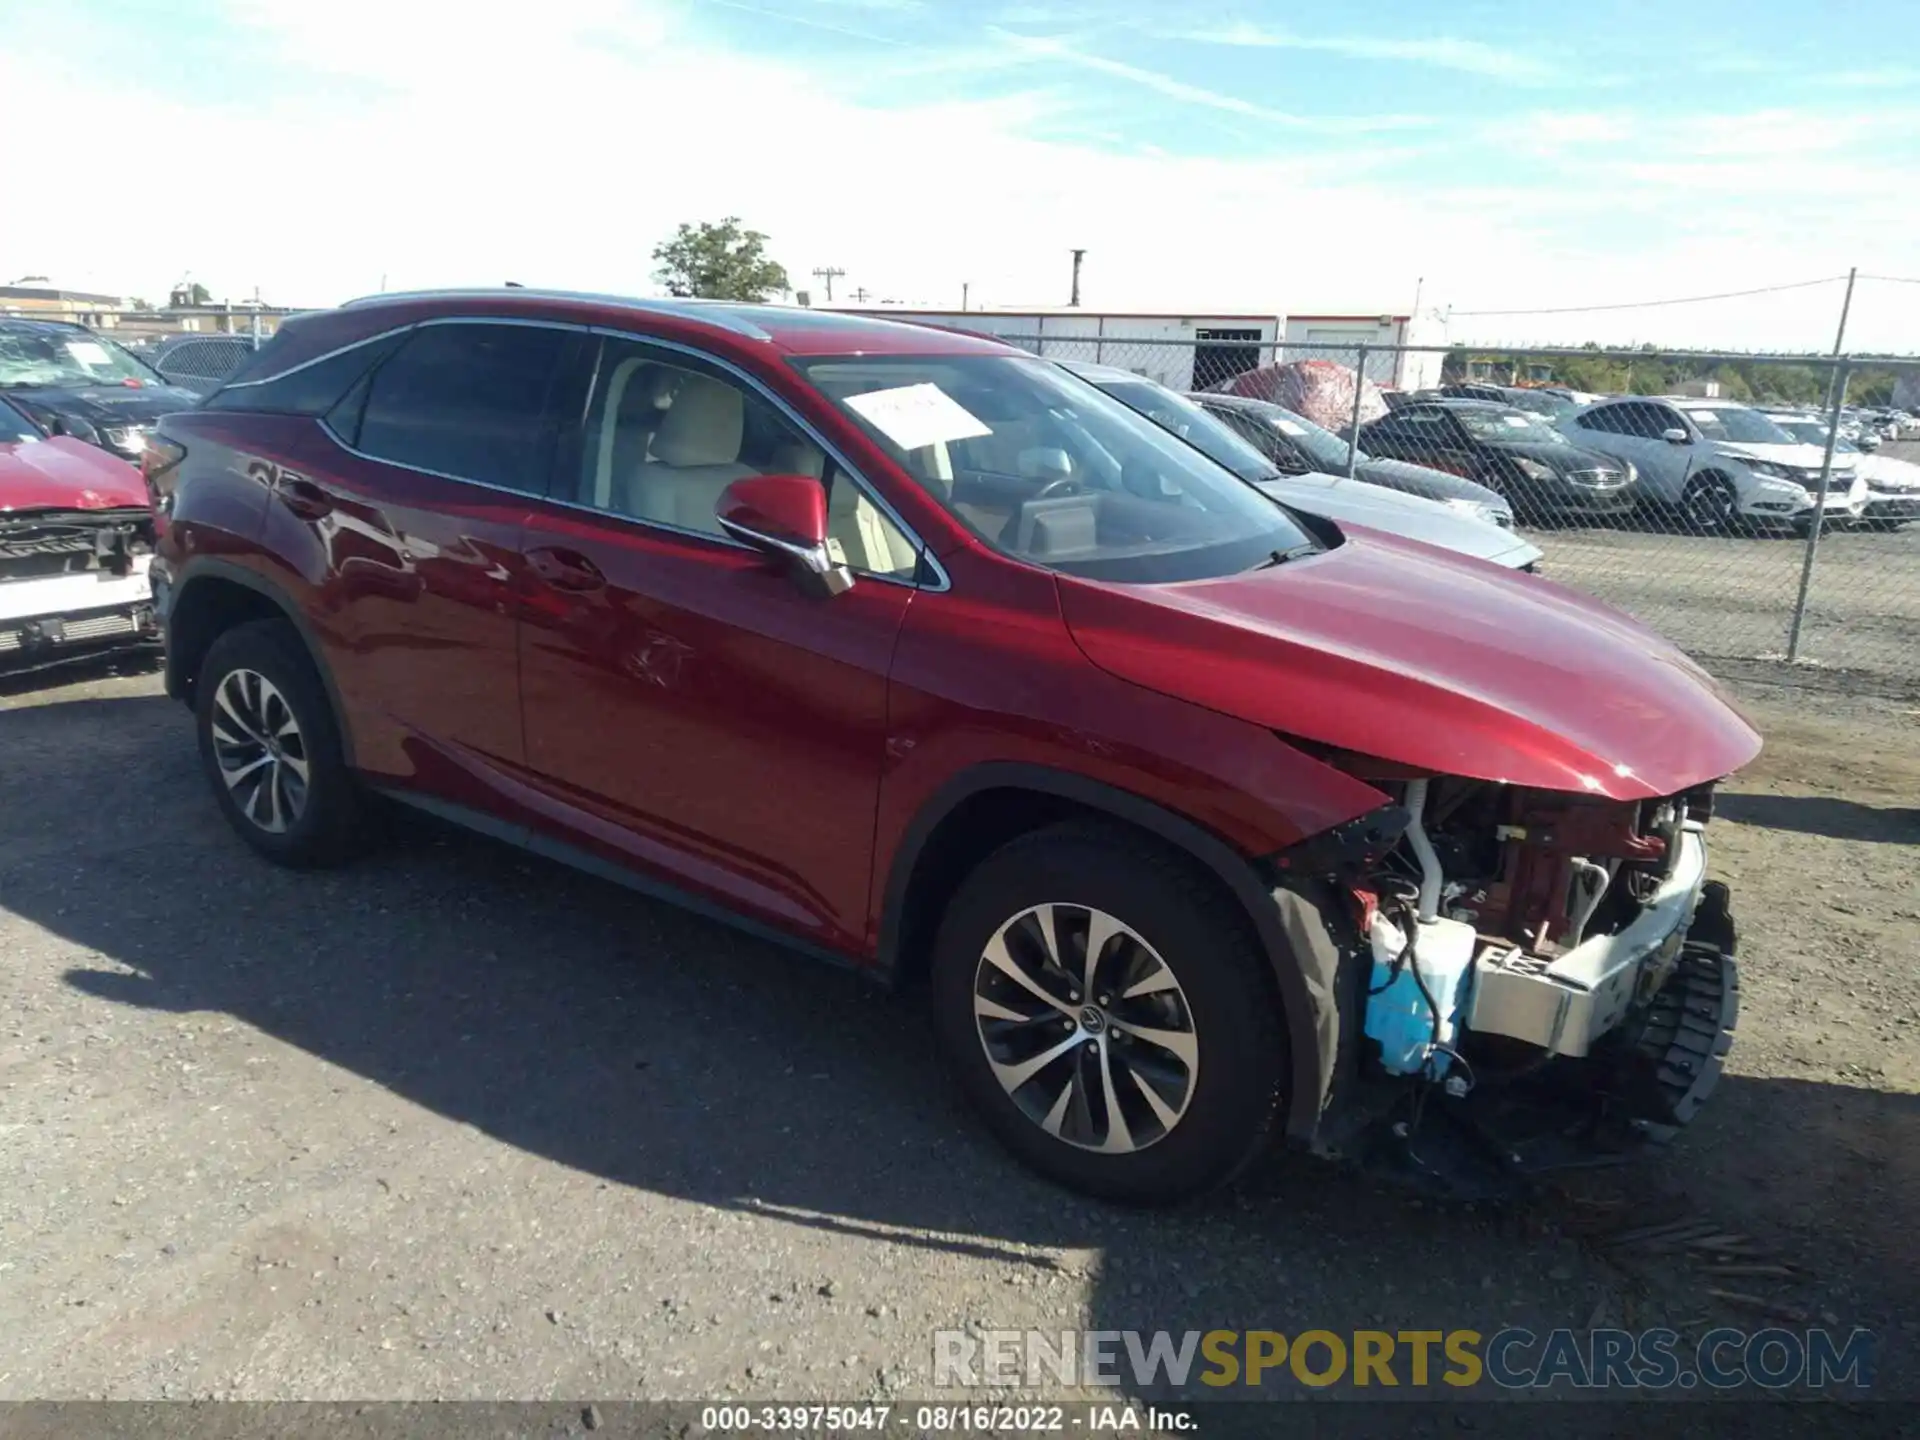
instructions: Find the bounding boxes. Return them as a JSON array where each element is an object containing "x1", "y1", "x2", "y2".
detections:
[
  {"x1": 0, "y1": 507, "x2": 160, "y2": 673},
  {"x1": 1274, "y1": 766, "x2": 1740, "y2": 1199}
]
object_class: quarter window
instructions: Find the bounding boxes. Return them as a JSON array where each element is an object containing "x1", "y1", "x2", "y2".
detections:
[
  {"x1": 205, "y1": 330, "x2": 406, "y2": 415},
  {"x1": 356, "y1": 323, "x2": 570, "y2": 493}
]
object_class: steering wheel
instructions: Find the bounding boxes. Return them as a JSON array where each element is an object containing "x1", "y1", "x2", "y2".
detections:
[{"x1": 1033, "y1": 476, "x2": 1086, "y2": 499}]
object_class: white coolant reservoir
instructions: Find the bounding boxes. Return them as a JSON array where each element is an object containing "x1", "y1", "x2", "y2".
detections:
[{"x1": 1363, "y1": 911, "x2": 1479, "y2": 1077}]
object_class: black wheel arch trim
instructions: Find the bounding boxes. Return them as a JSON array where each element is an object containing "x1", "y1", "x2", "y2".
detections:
[
  {"x1": 163, "y1": 557, "x2": 355, "y2": 767},
  {"x1": 877, "y1": 761, "x2": 1328, "y2": 1141}
]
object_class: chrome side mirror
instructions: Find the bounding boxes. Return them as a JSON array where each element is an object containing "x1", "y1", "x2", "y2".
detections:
[{"x1": 715, "y1": 473, "x2": 853, "y2": 598}]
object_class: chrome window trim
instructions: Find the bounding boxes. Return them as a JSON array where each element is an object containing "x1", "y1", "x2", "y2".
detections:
[
  {"x1": 218, "y1": 323, "x2": 417, "y2": 390},
  {"x1": 307, "y1": 315, "x2": 949, "y2": 593}
]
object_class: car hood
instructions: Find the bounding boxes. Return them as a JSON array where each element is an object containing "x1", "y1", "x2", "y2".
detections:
[
  {"x1": 1857, "y1": 450, "x2": 1920, "y2": 489},
  {"x1": 1481, "y1": 438, "x2": 1619, "y2": 472},
  {"x1": 1717, "y1": 441, "x2": 1851, "y2": 471},
  {"x1": 1258, "y1": 473, "x2": 1539, "y2": 569},
  {"x1": 4, "y1": 381, "x2": 202, "y2": 427},
  {"x1": 1057, "y1": 528, "x2": 1760, "y2": 801},
  {"x1": 1353, "y1": 456, "x2": 1504, "y2": 507},
  {"x1": 0, "y1": 437, "x2": 150, "y2": 512}
]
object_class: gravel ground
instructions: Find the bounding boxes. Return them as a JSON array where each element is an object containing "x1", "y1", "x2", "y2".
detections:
[
  {"x1": 1, "y1": 654, "x2": 1915, "y2": 1408},
  {"x1": 1525, "y1": 437, "x2": 1920, "y2": 683}
]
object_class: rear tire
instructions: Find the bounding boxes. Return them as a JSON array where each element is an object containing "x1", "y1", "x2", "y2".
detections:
[
  {"x1": 195, "y1": 619, "x2": 362, "y2": 867},
  {"x1": 929, "y1": 823, "x2": 1288, "y2": 1205}
]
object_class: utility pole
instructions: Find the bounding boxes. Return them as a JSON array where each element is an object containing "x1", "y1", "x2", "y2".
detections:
[
  {"x1": 961, "y1": 281, "x2": 970, "y2": 311},
  {"x1": 811, "y1": 267, "x2": 845, "y2": 303},
  {"x1": 851, "y1": 287, "x2": 871, "y2": 303},
  {"x1": 1068, "y1": 250, "x2": 1086, "y2": 308}
]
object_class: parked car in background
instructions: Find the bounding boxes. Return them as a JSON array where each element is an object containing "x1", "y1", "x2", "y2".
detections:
[
  {"x1": 1356, "y1": 398, "x2": 1637, "y2": 522},
  {"x1": 1761, "y1": 409, "x2": 1920, "y2": 530},
  {"x1": 1560, "y1": 397, "x2": 1863, "y2": 533},
  {"x1": 1834, "y1": 409, "x2": 1882, "y2": 450},
  {"x1": 148, "y1": 333, "x2": 260, "y2": 396},
  {"x1": 1433, "y1": 384, "x2": 1578, "y2": 422},
  {"x1": 0, "y1": 318, "x2": 203, "y2": 466},
  {"x1": 1064, "y1": 365, "x2": 1539, "y2": 569},
  {"x1": 1189, "y1": 391, "x2": 1517, "y2": 528},
  {"x1": 1, "y1": 395, "x2": 160, "y2": 670},
  {"x1": 149, "y1": 289, "x2": 1756, "y2": 1203}
]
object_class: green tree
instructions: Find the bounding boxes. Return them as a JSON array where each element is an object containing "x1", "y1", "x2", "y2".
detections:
[{"x1": 651, "y1": 217, "x2": 789, "y2": 301}]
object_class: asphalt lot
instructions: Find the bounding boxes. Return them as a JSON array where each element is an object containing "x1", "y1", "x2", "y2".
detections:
[{"x1": 2, "y1": 656, "x2": 1916, "y2": 1408}]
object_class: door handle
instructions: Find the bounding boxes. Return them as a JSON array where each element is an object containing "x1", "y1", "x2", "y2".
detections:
[
  {"x1": 275, "y1": 475, "x2": 333, "y2": 520},
  {"x1": 525, "y1": 545, "x2": 606, "y2": 592}
]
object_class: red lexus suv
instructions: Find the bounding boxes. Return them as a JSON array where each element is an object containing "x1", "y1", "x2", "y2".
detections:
[{"x1": 147, "y1": 292, "x2": 1759, "y2": 1203}]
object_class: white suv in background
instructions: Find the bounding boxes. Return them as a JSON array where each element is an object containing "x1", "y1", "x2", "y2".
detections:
[
  {"x1": 1559, "y1": 396, "x2": 1865, "y2": 533},
  {"x1": 1761, "y1": 409, "x2": 1920, "y2": 530}
]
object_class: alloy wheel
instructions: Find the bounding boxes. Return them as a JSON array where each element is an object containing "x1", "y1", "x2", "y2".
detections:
[
  {"x1": 972, "y1": 903, "x2": 1199, "y2": 1154},
  {"x1": 1683, "y1": 478, "x2": 1736, "y2": 532},
  {"x1": 210, "y1": 668, "x2": 310, "y2": 834}
]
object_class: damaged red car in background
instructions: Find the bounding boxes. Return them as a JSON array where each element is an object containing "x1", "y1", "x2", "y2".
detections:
[
  {"x1": 2, "y1": 395, "x2": 159, "y2": 674},
  {"x1": 148, "y1": 294, "x2": 1759, "y2": 1203}
]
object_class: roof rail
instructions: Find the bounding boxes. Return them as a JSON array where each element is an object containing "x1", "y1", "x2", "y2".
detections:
[{"x1": 335, "y1": 288, "x2": 774, "y2": 340}]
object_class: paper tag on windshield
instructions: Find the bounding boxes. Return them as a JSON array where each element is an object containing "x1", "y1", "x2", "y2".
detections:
[
  {"x1": 844, "y1": 383, "x2": 991, "y2": 452},
  {"x1": 1503, "y1": 414, "x2": 1531, "y2": 427},
  {"x1": 65, "y1": 341, "x2": 114, "y2": 367},
  {"x1": 1274, "y1": 419, "x2": 1307, "y2": 436}
]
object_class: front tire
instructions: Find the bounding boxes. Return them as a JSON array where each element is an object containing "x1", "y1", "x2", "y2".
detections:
[
  {"x1": 196, "y1": 619, "x2": 362, "y2": 867},
  {"x1": 1680, "y1": 473, "x2": 1743, "y2": 535},
  {"x1": 930, "y1": 824, "x2": 1288, "y2": 1205}
]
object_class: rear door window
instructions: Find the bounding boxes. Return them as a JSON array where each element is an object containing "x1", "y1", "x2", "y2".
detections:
[{"x1": 355, "y1": 323, "x2": 571, "y2": 493}]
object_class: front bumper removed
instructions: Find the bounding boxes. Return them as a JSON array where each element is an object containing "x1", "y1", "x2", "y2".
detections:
[{"x1": 1358, "y1": 881, "x2": 1740, "y2": 1200}]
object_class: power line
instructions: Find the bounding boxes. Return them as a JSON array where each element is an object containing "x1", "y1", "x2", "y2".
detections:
[
  {"x1": 1860, "y1": 273, "x2": 1920, "y2": 285},
  {"x1": 1450, "y1": 275, "x2": 1848, "y2": 318}
]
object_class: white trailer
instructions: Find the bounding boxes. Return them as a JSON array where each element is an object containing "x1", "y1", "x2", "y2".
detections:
[
  {"x1": 1282, "y1": 314, "x2": 1446, "y2": 392},
  {"x1": 826, "y1": 309, "x2": 1283, "y2": 392}
]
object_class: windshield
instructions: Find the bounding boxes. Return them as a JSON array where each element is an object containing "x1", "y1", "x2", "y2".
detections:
[
  {"x1": 1768, "y1": 417, "x2": 1859, "y2": 453},
  {"x1": 1251, "y1": 404, "x2": 1358, "y2": 472},
  {"x1": 1455, "y1": 406, "x2": 1569, "y2": 444},
  {"x1": 1079, "y1": 375, "x2": 1276, "y2": 483},
  {"x1": 1503, "y1": 389, "x2": 1576, "y2": 420},
  {"x1": 796, "y1": 355, "x2": 1315, "y2": 583},
  {"x1": 0, "y1": 397, "x2": 46, "y2": 444},
  {"x1": 0, "y1": 397, "x2": 48, "y2": 444},
  {"x1": 0, "y1": 326, "x2": 162, "y2": 389},
  {"x1": 1685, "y1": 406, "x2": 1797, "y2": 446}
]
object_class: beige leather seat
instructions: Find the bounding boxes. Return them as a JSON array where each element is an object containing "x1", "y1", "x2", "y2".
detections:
[
  {"x1": 620, "y1": 376, "x2": 756, "y2": 533},
  {"x1": 595, "y1": 363, "x2": 677, "y2": 509}
]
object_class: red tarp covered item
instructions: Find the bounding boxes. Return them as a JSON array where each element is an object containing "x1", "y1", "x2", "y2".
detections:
[{"x1": 1210, "y1": 359, "x2": 1389, "y2": 433}]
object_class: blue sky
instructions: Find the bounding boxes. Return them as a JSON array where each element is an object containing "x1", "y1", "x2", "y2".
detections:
[{"x1": 3, "y1": 0, "x2": 1917, "y2": 349}]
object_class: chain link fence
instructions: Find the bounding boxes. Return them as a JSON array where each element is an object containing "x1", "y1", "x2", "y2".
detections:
[
  {"x1": 8, "y1": 303, "x2": 1918, "y2": 683},
  {"x1": 993, "y1": 333, "x2": 1920, "y2": 685}
]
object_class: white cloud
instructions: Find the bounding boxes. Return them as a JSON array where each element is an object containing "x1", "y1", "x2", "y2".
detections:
[
  {"x1": 1165, "y1": 21, "x2": 1562, "y2": 84},
  {"x1": 1, "y1": 0, "x2": 1916, "y2": 354},
  {"x1": 987, "y1": 29, "x2": 1432, "y2": 132},
  {"x1": 1817, "y1": 67, "x2": 1920, "y2": 88}
]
